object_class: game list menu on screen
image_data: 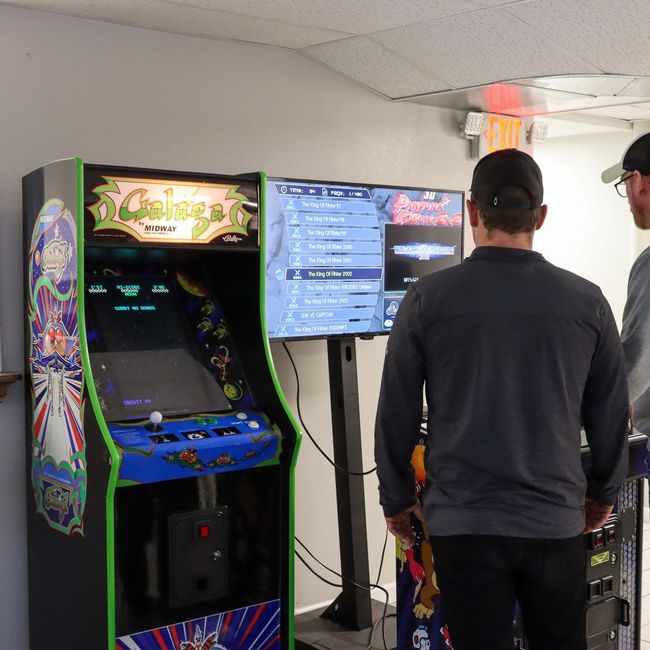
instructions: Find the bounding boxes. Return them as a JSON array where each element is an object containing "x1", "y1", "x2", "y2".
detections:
[{"x1": 265, "y1": 180, "x2": 463, "y2": 340}]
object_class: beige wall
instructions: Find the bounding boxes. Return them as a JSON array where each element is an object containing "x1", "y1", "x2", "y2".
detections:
[
  {"x1": 0, "y1": 6, "x2": 477, "y2": 646},
  {"x1": 0, "y1": 5, "x2": 641, "y2": 648},
  {"x1": 534, "y1": 128, "x2": 645, "y2": 328}
]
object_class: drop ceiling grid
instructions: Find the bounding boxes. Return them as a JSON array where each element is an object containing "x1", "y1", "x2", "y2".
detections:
[
  {"x1": 151, "y1": 0, "x2": 503, "y2": 36},
  {"x1": 302, "y1": 37, "x2": 450, "y2": 98},
  {"x1": 4, "y1": 0, "x2": 650, "y2": 122},
  {"x1": 507, "y1": 0, "x2": 650, "y2": 76},
  {"x1": 358, "y1": 7, "x2": 600, "y2": 94},
  {"x1": 0, "y1": 0, "x2": 353, "y2": 48},
  {"x1": 471, "y1": 0, "x2": 528, "y2": 5},
  {"x1": 512, "y1": 76, "x2": 637, "y2": 97}
]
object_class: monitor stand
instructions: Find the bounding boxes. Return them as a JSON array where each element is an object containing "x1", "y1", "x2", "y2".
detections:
[{"x1": 295, "y1": 337, "x2": 396, "y2": 650}]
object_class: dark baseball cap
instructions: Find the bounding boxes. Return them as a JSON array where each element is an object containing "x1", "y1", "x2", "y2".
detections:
[
  {"x1": 470, "y1": 149, "x2": 544, "y2": 209},
  {"x1": 601, "y1": 132, "x2": 650, "y2": 183}
]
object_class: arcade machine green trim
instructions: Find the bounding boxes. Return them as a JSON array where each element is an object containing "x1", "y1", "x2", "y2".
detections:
[
  {"x1": 259, "y1": 171, "x2": 303, "y2": 649},
  {"x1": 74, "y1": 157, "x2": 121, "y2": 650}
]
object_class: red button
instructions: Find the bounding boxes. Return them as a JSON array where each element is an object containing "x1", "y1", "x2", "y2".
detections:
[{"x1": 199, "y1": 524, "x2": 210, "y2": 539}]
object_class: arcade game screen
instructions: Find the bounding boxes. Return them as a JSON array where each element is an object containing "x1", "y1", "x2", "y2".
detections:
[
  {"x1": 265, "y1": 179, "x2": 464, "y2": 340},
  {"x1": 85, "y1": 275, "x2": 230, "y2": 421}
]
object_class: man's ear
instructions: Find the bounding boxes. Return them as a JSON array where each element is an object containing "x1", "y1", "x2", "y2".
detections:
[
  {"x1": 637, "y1": 172, "x2": 650, "y2": 197},
  {"x1": 534, "y1": 204, "x2": 548, "y2": 231},
  {"x1": 466, "y1": 199, "x2": 480, "y2": 228}
]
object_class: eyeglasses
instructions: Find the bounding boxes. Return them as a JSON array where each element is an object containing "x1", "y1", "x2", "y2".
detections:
[{"x1": 615, "y1": 173, "x2": 635, "y2": 197}]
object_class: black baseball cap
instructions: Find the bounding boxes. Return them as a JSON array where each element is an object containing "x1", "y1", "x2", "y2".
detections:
[
  {"x1": 470, "y1": 149, "x2": 544, "y2": 209},
  {"x1": 601, "y1": 132, "x2": 650, "y2": 183}
]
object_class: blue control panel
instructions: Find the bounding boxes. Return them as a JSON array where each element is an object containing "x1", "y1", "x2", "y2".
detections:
[{"x1": 108, "y1": 410, "x2": 280, "y2": 485}]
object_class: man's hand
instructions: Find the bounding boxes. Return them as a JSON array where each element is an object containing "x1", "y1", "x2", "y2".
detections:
[
  {"x1": 385, "y1": 502, "x2": 424, "y2": 545},
  {"x1": 584, "y1": 499, "x2": 614, "y2": 533}
]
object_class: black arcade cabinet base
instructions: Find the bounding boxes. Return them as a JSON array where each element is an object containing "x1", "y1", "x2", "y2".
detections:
[{"x1": 296, "y1": 600, "x2": 396, "y2": 650}]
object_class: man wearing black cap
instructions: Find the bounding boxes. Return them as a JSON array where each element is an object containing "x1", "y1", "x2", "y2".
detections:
[
  {"x1": 375, "y1": 149, "x2": 629, "y2": 650},
  {"x1": 602, "y1": 132, "x2": 650, "y2": 444}
]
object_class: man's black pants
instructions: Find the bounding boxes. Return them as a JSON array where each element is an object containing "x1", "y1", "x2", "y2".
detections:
[{"x1": 429, "y1": 534, "x2": 586, "y2": 650}]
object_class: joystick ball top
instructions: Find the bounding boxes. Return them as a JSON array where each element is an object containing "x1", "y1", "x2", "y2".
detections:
[{"x1": 149, "y1": 411, "x2": 163, "y2": 425}]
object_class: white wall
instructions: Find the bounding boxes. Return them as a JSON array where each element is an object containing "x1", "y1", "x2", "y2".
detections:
[
  {"x1": 534, "y1": 129, "x2": 643, "y2": 326},
  {"x1": 0, "y1": 6, "x2": 642, "y2": 649},
  {"x1": 0, "y1": 7, "x2": 477, "y2": 647}
]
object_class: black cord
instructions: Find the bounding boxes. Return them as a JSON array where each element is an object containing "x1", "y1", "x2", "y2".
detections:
[
  {"x1": 295, "y1": 550, "x2": 342, "y2": 588},
  {"x1": 367, "y1": 611, "x2": 396, "y2": 650},
  {"x1": 369, "y1": 528, "x2": 390, "y2": 650},
  {"x1": 295, "y1": 537, "x2": 391, "y2": 650},
  {"x1": 375, "y1": 527, "x2": 389, "y2": 586},
  {"x1": 284, "y1": 340, "x2": 393, "y2": 646},
  {"x1": 282, "y1": 342, "x2": 376, "y2": 476}
]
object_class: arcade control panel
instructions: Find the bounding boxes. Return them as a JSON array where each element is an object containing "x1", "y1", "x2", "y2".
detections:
[
  {"x1": 108, "y1": 409, "x2": 280, "y2": 483},
  {"x1": 585, "y1": 515, "x2": 628, "y2": 649}
]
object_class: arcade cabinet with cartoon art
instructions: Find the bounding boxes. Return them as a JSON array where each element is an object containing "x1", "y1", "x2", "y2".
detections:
[
  {"x1": 23, "y1": 159, "x2": 300, "y2": 650},
  {"x1": 395, "y1": 431, "x2": 455, "y2": 650},
  {"x1": 396, "y1": 418, "x2": 647, "y2": 650}
]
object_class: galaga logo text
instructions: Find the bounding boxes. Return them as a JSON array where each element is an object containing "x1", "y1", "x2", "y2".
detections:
[{"x1": 88, "y1": 177, "x2": 253, "y2": 243}]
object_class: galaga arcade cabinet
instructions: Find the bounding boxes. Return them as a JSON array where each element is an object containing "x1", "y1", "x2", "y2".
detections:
[{"x1": 23, "y1": 159, "x2": 300, "y2": 650}]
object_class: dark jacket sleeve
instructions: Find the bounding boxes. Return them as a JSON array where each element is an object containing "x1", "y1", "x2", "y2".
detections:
[
  {"x1": 582, "y1": 294, "x2": 629, "y2": 505},
  {"x1": 374, "y1": 284, "x2": 425, "y2": 517}
]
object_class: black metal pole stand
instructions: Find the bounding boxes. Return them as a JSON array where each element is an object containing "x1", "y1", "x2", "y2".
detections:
[
  {"x1": 319, "y1": 337, "x2": 373, "y2": 630},
  {"x1": 295, "y1": 337, "x2": 395, "y2": 649}
]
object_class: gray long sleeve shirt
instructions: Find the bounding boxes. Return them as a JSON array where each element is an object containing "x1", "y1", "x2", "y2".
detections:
[
  {"x1": 622, "y1": 245, "x2": 650, "y2": 437},
  {"x1": 375, "y1": 246, "x2": 629, "y2": 539}
]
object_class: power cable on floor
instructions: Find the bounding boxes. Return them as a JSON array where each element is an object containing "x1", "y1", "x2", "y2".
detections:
[{"x1": 295, "y1": 536, "x2": 391, "y2": 650}]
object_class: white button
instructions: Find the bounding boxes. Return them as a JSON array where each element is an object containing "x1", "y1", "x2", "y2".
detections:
[{"x1": 236, "y1": 412, "x2": 247, "y2": 420}]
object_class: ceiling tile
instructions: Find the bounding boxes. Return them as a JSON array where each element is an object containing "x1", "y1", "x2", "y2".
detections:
[
  {"x1": 470, "y1": 0, "x2": 526, "y2": 5},
  {"x1": 6, "y1": 0, "x2": 650, "y2": 123},
  {"x1": 508, "y1": 0, "x2": 650, "y2": 76},
  {"x1": 303, "y1": 37, "x2": 450, "y2": 98},
  {"x1": 372, "y1": 7, "x2": 599, "y2": 90},
  {"x1": 2, "y1": 0, "x2": 352, "y2": 48},
  {"x1": 163, "y1": 0, "x2": 485, "y2": 35}
]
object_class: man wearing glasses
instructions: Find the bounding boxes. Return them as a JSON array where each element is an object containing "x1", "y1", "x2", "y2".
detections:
[{"x1": 602, "y1": 132, "x2": 650, "y2": 442}]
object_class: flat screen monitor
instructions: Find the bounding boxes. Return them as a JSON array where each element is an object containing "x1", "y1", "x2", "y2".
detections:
[
  {"x1": 85, "y1": 275, "x2": 230, "y2": 421},
  {"x1": 264, "y1": 178, "x2": 464, "y2": 340}
]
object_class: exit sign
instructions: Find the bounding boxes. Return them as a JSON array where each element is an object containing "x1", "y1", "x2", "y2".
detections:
[{"x1": 479, "y1": 114, "x2": 533, "y2": 156}]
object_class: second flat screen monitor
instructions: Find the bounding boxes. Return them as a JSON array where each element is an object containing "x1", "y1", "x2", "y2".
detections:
[{"x1": 265, "y1": 179, "x2": 464, "y2": 341}]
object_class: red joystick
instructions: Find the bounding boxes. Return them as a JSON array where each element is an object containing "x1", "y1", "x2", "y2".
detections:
[{"x1": 146, "y1": 411, "x2": 163, "y2": 432}]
